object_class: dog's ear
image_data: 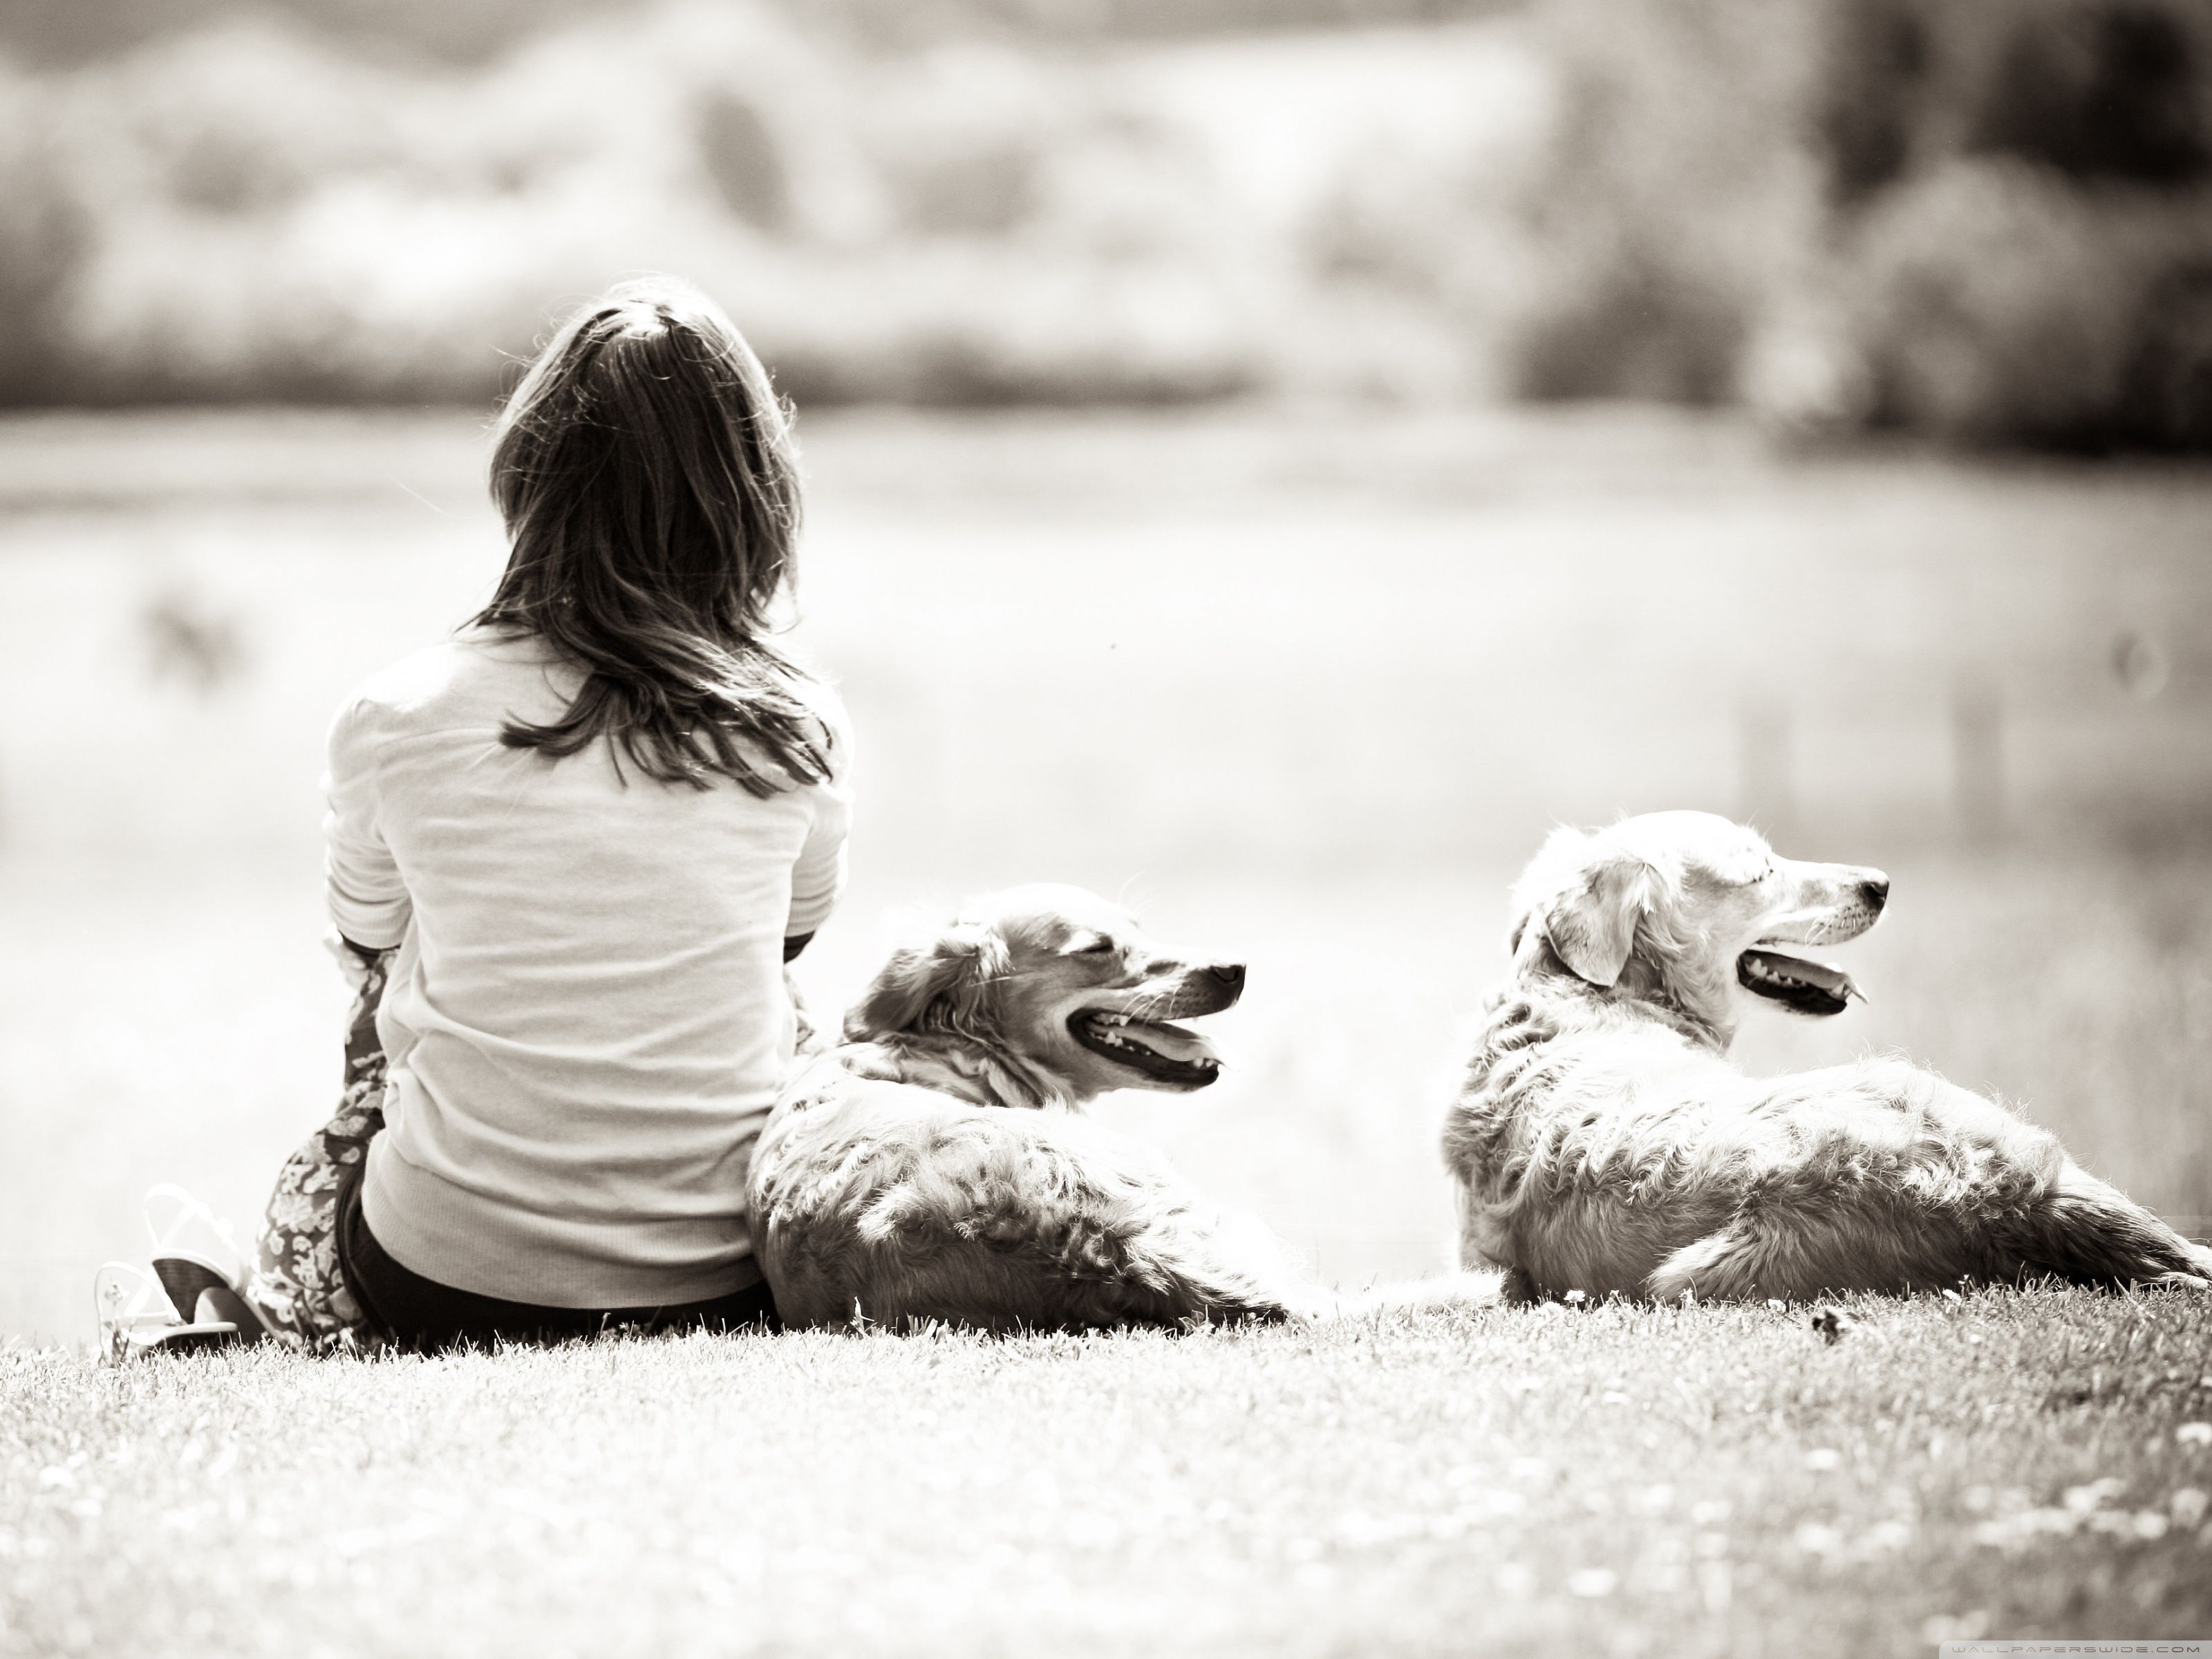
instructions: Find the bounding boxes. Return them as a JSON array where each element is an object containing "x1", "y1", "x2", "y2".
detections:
[
  {"x1": 1541, "y1": 852, "x2": 1651, "y2": 988},
  {"x1": 843, "y1": 924, "x2": 1011, "y2": 1040}
]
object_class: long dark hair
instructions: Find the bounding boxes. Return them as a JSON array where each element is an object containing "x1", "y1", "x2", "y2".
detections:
[{"x1": 475, "y1": 277, "x2": 832, "y2": 796}]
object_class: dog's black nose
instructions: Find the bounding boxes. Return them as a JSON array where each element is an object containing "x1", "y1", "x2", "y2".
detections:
[
  {"x1": 1860, "y1": 876, "x2": 1890, "y2": 909},
  {"x1": 1209, "y1": 963, "x2": 1246, "y2": 989}
]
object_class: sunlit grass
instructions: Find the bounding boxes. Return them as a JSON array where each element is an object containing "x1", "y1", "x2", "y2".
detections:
[{"x1": 5, "y1": 1287, "x2": 2211, "y2": 1656}]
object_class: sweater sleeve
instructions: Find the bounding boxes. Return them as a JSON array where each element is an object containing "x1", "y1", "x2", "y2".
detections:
[
  {"x1": 785, "y1": 695, "x2": 853, "y2": 939},
  {"x1": 323, "y1": 695, "x2": 412, "y2": 950}
]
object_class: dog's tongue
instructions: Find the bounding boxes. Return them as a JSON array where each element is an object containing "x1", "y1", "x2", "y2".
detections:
[
  {"x1": 1737, "y1": 948, "x2": 1862, "y2": 1018},
  {"x1": 1121, "y1": 1020, "x2": 1217, "y2": 1065}
]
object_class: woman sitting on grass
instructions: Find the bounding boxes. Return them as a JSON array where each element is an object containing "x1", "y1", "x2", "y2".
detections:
[{"x1": 124, "y1": 278, "x2": 851, "y2": 1353}]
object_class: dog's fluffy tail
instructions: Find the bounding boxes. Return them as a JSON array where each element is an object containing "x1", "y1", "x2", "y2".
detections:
[
  {"x1": 2002, "y1": 1172, "x2": 2212, "y2": 1288},
  {"x1": 1643, "y1": 1172, "x2": 2212, "y2": 1302}
]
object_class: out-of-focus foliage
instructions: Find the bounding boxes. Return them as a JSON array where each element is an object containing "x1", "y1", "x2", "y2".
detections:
[
  {"x1": 1850, "y1": 159, "x2": 2212, "y2": 449},
  {"x1": 1, "y1": 0, "x2": 2208, "y2": 446},
  {"x1": 1833, "y1": 0, "x2": 2212, "y2": 449},
  {"x1": 0, "y1": 9, "x2": 1220, "y2": 404},
  {"x1": 0, "y1": 3, "x2": 1537, "y2": 409},
  {"x1": 0, "y1": 0, "x2": 1512, "y2": 68},
  {"x1": 0, "y1": 10, "x2": 1301, "y2": 405},
  {"x1": 1521, "y1": 0, "x2": 2212, "y2": 448},
  {"x1": 1505, "y1": 1, "x2": 1827, "y2": 409}
]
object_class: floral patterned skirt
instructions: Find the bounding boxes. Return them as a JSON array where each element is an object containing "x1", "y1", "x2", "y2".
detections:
[{"x1": 243, "y1": 946, "x2": 394, "y2": 1351}]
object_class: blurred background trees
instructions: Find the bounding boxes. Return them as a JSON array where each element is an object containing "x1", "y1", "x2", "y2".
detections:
[{"x1": 1, "y1": 0, "x2": 2208, "y2": 448}]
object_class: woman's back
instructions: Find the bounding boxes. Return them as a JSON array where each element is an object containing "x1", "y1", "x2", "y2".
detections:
[{"x1": 332, "y1": 625, "x2": 850, "y2": 1309}]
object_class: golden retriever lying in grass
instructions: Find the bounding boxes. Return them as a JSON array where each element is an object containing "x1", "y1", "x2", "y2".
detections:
[
  {"x1": 1443, "y1": 811, "x2": 2212, "y2": 1302},
  {"x1": 749, "y1": 885, "x2": 1309, "y2": 1330}
]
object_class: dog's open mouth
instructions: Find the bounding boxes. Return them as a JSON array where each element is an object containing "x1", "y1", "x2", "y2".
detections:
[
  {"x1": 1737, "y1": 947, "x2": 1863, "y2": 1017},
  {"x1": 1070, "y1": 1010, "x2": 1223, "y2": 1086}
]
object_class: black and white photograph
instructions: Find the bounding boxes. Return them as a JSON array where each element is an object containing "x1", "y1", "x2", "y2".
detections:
[{"x1": 2, "y1": 0, "x2": 2210, "y2": 1653}]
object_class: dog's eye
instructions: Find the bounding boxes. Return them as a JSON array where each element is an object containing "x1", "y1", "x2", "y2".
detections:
[
  {"x1": 1068, "y1": 934, "x2": 1116, "y2": 955},
  {"x1": 1700, "y1": 855, "x2": 1773, "y2": 889}
]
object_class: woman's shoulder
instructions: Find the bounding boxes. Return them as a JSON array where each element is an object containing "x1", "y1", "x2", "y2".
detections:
[{"x1": 332, "y1": 628, "x2": 556, "y2": 734}]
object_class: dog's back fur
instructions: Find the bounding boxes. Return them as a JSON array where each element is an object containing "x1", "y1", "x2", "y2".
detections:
[
  {"x1": 753, "y1": 1044, "x2": 1298, "y2": 1329},
  {"x1": 1447, "y1": 991, "x2": 2208, "y2": 1301},
  {"x1": 1443, "y1": 814, "x2": 2212, "y2": 1301}
]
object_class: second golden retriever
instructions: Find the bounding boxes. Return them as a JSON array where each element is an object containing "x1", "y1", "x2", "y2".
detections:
[{"x1": 1443, "y1": 811, "x2": 2212, "y2": 1302}]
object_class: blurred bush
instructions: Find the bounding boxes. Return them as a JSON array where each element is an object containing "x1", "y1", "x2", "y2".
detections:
[
  {"x1": 0, "y1": 109, "x2": 70, "y2": 400},
  {"x1": 1515, "y1": 0, "x2": 2212, "y2": 448},
  {"x1": 1850, "y1": 158, "x2": 2212, "y2": 448},
  {"x1": 0, "y1": 0, "x2": 1515, "y2": 68},
  {"x1": 0, "y1": 4, "x2": 1295, "y2": 408},
  {"x1": 1833, "y1": 0, "x2": 2212, "y2": 449},
  {"x1": 0, "y1": 0, "x2": 2207, "y2": 447},
  {"x1": 1502, "y1": 0, "x2": 1825, "y2": 407}
]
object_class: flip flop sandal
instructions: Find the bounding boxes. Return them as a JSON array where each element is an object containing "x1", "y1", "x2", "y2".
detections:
[
  {"x1": 133, "y1": 1321, "x2": 250, "y2": 1356},
  {"x1": 150, "y1": 1255, "x2": 273, "y2": 1342},
  {"x1": 143, "y1": 1185, "x2": 274, "y2": 1341},
  {"x1": 93, "y1": 1262, "x2": 246, "y2": 1362},
  {"x1": 142, "y1": 1184, "x2": 246, "y2": 1294}
]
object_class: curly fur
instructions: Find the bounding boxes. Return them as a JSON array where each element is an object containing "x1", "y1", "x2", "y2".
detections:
[{"x1": 1443, "y1": 812, "x2": 2212, "y2": 1302}]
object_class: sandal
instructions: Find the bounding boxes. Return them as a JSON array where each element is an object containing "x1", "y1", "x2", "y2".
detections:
[
  {"x1": 143, "y1": 1185, "x2": 245, "y2": 1288},
  {"x1": 142, "y1": 1185, "x2": 273, "y2": 1342},
  {"x1": 93, "y1": 1262, "x2": 247, "y2": 1362}
]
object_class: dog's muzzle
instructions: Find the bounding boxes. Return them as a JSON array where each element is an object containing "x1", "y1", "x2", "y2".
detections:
[
  {"x1": 1067, "y1": 962, "x2": 1242, "y2": 1086},
  {"x1": 1736, "y1": 948, "x2": 1862, "y2": 1017},
  {"x1": 1741, "y1": 865, "x2": 1886, "y2": 1015}
]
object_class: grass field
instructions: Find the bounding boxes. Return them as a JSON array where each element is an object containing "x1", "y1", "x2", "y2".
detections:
[
  {"x1": 1, "y1": 407, "x2": 2209, "y2": 1652},
  {"x1": 5, "y1": 1289, "x2": 2212, "y2": 1657}
]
